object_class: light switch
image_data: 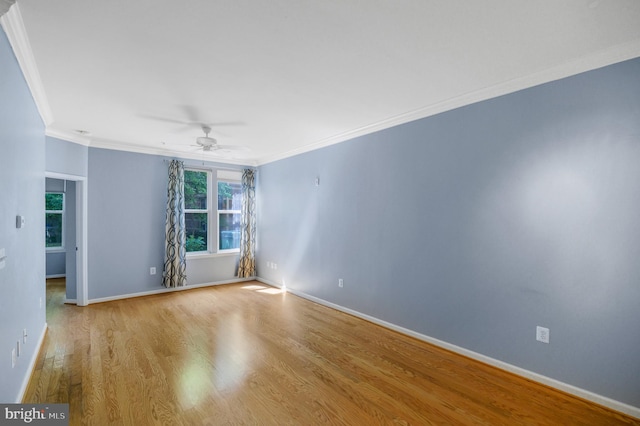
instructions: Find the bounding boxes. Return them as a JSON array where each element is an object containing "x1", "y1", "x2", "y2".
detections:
[{"x1": 16, "y1": 215, "x2": 25, "y2": 228}]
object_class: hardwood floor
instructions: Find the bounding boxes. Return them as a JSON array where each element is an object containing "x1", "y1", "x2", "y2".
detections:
[{"x1": 26, "y1": 279, "x2": 638, "y2": 425}]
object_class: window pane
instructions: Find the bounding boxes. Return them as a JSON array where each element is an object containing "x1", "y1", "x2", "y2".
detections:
[
  {"x1": 219, "y1": 213, "x2": 241, "y2": 250},
  {"x1": 185, "y1": 212, "x2": 208, "y2": 252},
  {"x1": 45, "y1": 193, "x2": 63, "y2": 210},
  {"x1": 46, "y1": 213, "x2": 63, "y2": 247},
  {"x1": 218, "y1": 182, "x2": 242, "y2": 210},
  {"x1": 184, "y1": 170, "x2": 208, "y2": 210}
]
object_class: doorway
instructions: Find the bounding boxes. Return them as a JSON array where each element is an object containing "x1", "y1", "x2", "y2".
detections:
[{"x1": 45, "y1": 172, "x2": 88, "y2": 306}]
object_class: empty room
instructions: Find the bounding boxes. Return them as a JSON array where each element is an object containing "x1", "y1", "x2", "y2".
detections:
[{"x1": 1, "y1": 1, "x2": 640, "y2": 424}]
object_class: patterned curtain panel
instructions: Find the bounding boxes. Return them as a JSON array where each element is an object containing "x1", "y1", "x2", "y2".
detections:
[
  {"x1": 163, "y1": 160, "x2": 187, "y2": 287},
  {"x1": 237, "y1": 168, "x2": 256, "y2": 277}
]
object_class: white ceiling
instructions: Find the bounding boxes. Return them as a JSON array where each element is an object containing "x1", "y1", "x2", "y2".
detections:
[{"x1": 5, "y1": 1, "x2": 640, "y2": 166}]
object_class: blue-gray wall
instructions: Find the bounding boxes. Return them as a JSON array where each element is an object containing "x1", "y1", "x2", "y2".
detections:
[
  {"x1": 45, "y1": 251, "x2": 65, "y2": 277},
  {"x1": 86, "y1": 148, "x2": 242, "y2": 299},
  {"x1": 0, "y1": 26, "x2": 46, "y2": 402},
  {"x1": 46, "y1": 136, "x2": 88, "y2": 177},
  {"x1": 256, "y1": 58, "x2": 640, "y2": 407}
]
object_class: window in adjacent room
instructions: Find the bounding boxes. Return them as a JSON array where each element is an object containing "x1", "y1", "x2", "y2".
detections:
[
  {"x1": 45, "y1": 192, "x2": 64, "y2": 249},
  {"x1": 184, "y1": 169, "x2": 210, "y2": 253}
]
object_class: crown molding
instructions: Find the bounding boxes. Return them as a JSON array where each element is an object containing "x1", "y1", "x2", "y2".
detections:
[
  {"x1": 45, "y1": 127, "x2": 256, "y2": 166},
  {"x1": 0, "y1": 3, "x2": 53, "y2": 125},
  {"x1": 89, "y1": 137, "x2": 257, "y2": 167},
  {"x1": 257, "y1": 39, "x2": 640, "y2": 166},
  {"x1": 0, "y1": 0, "x2": 16, "y2": 18},
  {"x1": 46, "y1": 128, "x2": 92, "y2": 146}
]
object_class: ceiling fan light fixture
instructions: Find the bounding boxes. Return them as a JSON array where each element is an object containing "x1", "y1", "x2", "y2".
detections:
[
  {"x1": 196, "y1": 135, "x2": 217, "y2": 147},
  {"x1": 196, "y1": 125, "x2": 217, "y2": 147}
]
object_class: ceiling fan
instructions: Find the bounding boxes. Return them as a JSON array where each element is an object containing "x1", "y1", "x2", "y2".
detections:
[{"x1": 191, "y1": 125, "x2": 249, "y2": 155}]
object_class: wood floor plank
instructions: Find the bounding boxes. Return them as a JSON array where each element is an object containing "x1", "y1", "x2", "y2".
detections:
[{"x1": 24, "y1": 279, "x2": 639, "y2": 425}]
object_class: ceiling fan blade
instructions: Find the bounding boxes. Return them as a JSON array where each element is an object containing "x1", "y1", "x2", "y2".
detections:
[
  {"x1": 140, "y1": 114, "x2": 199, "y2": 135},
  {"x1": 207, "y1": 121, "x2": 246, "y2": 127},
  {"x1": 141, "y1": 106, "x2": 246, "y2": 134},
  {"x1": 139, "y1": 114, "x2": 192, "y2": 126},
  {"x1": 178, "y1": 105, "x2": 246, "y2": 127},
  {"x1": 141, "y1": 114, "x2": 245, "y2": 133},
  {"x1": 215, "y1": 144, "x2": 250, "y2": 152},
  {"x1": 179, "y1": 105, "x2": 200, "y2": 124}
]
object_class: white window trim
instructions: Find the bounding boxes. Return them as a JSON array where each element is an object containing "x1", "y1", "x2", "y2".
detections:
[
  {"x1": 216, "y1": 175, "x2": 242, "y2": 254},
  {"x1": 185, "y1": 251, "x2": 240, "y2": 260},
  {"x1": 215, "y1": 170, "x2": 242, "y2": 254},
  {"x1": 45, "y1": 192, "x2": 64, "y2": 251}
]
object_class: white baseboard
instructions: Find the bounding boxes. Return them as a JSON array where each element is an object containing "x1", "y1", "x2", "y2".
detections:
[
  {"x1": 256, "y1": 277, "x2": 640, "y2": 420},
  {"x1": 87, "y1": 277, "x2": 256, "y2": 305},
  {"x1": 17, "y1": 322, "x2": 47, "y2": 403}
]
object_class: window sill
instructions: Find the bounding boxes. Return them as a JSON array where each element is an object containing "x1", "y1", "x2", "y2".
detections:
[
  {"x1": 187, "y1": 251, "x2": 240, "y2": 260},
  {"x1": 46, "y1": 247, "x2": 66, "y2": 253}
]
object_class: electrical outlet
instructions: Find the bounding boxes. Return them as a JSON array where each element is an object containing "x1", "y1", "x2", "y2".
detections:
[
  {"x1": 150, "y1": 267, "x2": 156, "y2": 275},
  {"x1": 536, "y1": 326, "x2": 550, "y2": 344},
  {"x1": 11, "y1": 348, "x2": 16, "y2": 368},
  {"x1": 16, "y1": 341, "x2": 20, "y2": 357},
  {"x1": 338, "y1": 279, "x2": 344, "y2": 288}
]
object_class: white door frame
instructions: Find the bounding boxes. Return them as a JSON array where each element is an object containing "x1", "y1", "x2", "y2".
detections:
[{"x1": 45, "y1": 172, "x2": 88, "y2": 306}]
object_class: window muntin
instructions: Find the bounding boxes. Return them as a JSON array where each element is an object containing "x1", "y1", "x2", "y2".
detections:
[
  {"x1": 184, "y1": 170, "x2": 210, "y2": 253},
  {"x1": 45, "y1": 193, "x2": 64, "y2": 249},
  {"x1": 218, "y1": 181, "x2": 242, "y2": 251}
]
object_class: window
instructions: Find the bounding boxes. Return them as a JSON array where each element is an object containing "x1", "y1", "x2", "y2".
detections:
[
  {"x1": 184, "y1": 170, "x2": 209, "y2": 253},
  {"x1": 218, "y1": 181, "x2": 242, "y2": 251},
  {"x1": 183, "y1": 169, "x2": 243, "y2": 254},
  {"x1": 45, "y1": 193, "x2": 64, "y2": 249}
]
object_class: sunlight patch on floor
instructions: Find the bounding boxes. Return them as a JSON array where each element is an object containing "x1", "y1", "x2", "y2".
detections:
[
  {"x1": 241, "y1": 285, "x2": 266, "y2": 290},
  {"x1": 257, "y1": 288, "x2": 283, "y2": 295},
  {"x1": 242, "y1": 284, "x2": 285, "y2": 295}
]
